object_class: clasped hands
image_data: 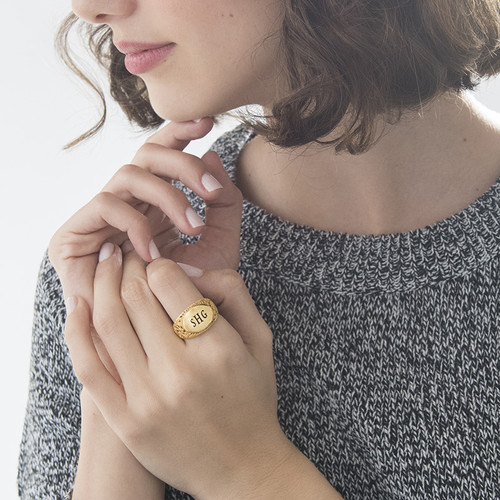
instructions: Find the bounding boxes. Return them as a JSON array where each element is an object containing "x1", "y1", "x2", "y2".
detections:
[
  {"x1": 65, "y1": 244, "x2": 294, "y2": 498},
  {"x1": 49, "y1": 118, "x2": 297, "y2": 498}
]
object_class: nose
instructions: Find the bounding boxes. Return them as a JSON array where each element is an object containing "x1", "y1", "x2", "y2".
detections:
[{"x1": 72, "y1": 0, "x2": 136, "y2": 24}]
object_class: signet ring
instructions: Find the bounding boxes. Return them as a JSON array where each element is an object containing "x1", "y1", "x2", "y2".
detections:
[{"x1": 173, "y1": 298, "x2": 219, "y2": 339}]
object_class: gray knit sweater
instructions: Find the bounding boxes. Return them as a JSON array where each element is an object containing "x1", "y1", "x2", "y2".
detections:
[{"x1": 18, "y1": 125, "x2": 500, "y2": 499}]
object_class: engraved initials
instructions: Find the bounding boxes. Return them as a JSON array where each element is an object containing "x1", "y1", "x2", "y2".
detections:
[{"x1": 183, "y1": 305, "x2": 214, "y2": 334}]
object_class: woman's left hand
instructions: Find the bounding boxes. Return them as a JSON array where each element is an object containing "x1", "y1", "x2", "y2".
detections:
[{"x1": 64, "y1": 244, "x2": 296, "y2": 499}]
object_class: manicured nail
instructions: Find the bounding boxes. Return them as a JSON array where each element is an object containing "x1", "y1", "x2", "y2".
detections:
[
  {"x1": 99, "y1": 242, "x2": 115, "y2": 262},
  {"x1": 186, "y1": 207, "x2": 205, "y2": 228},
  {"x1": 65, "y1": 296, "x2": 77, "y2": 316},
  {"x1": 177, "y1": 262, "x2": 204, "y2": 277},
  {"x1": 201, "y1": 173, "x2": 223, "y2": 192},
  {"x1": 149, "y1": 240, "x2": 161, "y2": 260}
]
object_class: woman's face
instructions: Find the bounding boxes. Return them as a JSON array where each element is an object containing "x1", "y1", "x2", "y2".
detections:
[{"x1": 72, "y1": 0, "x2": 284, "y2": 121}]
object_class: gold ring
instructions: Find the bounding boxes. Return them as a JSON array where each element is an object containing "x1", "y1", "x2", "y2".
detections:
[{"x1": 173, "y1": 298, "x2": 219, "y2": 339}]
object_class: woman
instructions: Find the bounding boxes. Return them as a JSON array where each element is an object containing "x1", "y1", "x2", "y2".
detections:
[{"x1": 18, "y1": 0, "x2": 500, "y2": 498}]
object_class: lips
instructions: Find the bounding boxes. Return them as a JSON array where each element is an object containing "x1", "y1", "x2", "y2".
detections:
[
  {"x1": 114, "y1": 41, "x2": 176, "y2": 75},
  {"x1": 114, "y1": 41, "x2": 172, "y2": 55}
]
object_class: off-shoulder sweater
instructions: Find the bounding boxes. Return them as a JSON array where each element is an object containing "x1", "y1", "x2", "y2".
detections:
[{"x1": 18, "y1": 125, "x2": 500, "y2": 499}]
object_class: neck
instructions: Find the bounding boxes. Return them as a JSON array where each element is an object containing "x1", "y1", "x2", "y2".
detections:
[{"x1": 237, "y1": 92, "x2": 500, "y2": 235}]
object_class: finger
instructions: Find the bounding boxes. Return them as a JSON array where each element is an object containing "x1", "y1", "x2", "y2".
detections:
[
  {"x1": 154, "y1": 225, "x2": 183, "y2": 255},
  {"x1": 103, "y1": 163, "x2": 207, "y2": 236},
  {"x1": 146, "y1": 259, "x2": 235, "y2": 345},
  {"x1": 130, "y1": 144, "x2": 224, "y2": 199},
  {"x1": 189, "y1": 268, "x2": 272, "y2": 361},
  {"x1": 64, "y1": 295, "x2": 126, "y2": 418},
  {"x1": 199, "y1": 151, "x2": 243, "y2": 269},
  {"x1": 65, "y1": 191, "x2": 157, "y2": 262},
  {"x1": 119, "y1": 224, "x2": 181, "y2": 259},
  {"x1": 90, "y1": 324, "x2": 122, "y2": 384},
  {"x1": 54, "y1": 252, "x2": 97, "y2": 309},
  {"x1": 93, "y1": 243, "x2": 148, "y2": 386},
  {"x1": 143, "y1": 117, "x2": 214, "y2": 151},
  {"x1": 121, "y1": 250, "x2": 184, "y2": 359}
]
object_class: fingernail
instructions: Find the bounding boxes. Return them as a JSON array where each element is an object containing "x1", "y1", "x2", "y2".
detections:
[
  {"x1": 99, "y1": 242, "x2": 115, "y2": 262},
  {"x1": 186, "y1": 207, "x2": 205, "y2": 228},
  {"x1": 201, "y1": 173, "x2": 223, "y2": 192},
  {"x1": 177, "y1": 262, "x2": 204, "y2": 277},
  {"x1": 121, "y1": 240, "x2": 134, "y2": 254},
  {"x1": 65, "y1": 296, "x2": 77, "y2": 316},
  {"x1": 149, "y1": 240, "x2": 161, "y2": 260}
]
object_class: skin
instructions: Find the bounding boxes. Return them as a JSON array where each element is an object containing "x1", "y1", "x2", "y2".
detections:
[
  {"x1": 67, "y1": 248, "x2": 339, "y2": 499},
  {"x1": 240, "y1": 93, "x2": 500, "y2": 236},
  {"x1": 53, "y1": 0, "x2": 500, "y2": 498},
  {"x1": 72, "y1": 0, "x2": 284, "y2": 119},
  {"x1": 59, "y1": 119, "x2": 343, "y2": 497},
  {"x1": 57, "y1": 1, "x2": 342, "y2": 498}
]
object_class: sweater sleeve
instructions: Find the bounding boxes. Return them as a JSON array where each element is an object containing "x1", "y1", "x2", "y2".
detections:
[{"x1": 18, "y1": 251, "x2": 82, "y2": 500}]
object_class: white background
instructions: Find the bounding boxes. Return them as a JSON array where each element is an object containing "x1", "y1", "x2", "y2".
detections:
[{"x1": 1, "y1": 1, "x2": 500, "y2": 498}]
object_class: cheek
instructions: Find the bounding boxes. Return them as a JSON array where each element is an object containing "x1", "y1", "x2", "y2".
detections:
[
  {"x1": 143, "y1": 43, "x2": 276, "y2": 116},
  {"x1": 140, "y1": 1, "x2": 282, "y2": 118},
  {"x1": 142, "y1": 69, "x2": 247, "y2": 122}
]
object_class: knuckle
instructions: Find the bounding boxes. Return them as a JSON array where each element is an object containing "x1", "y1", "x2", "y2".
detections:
[
  {"x1": 133, "y1": 142, "x2": 175, "y2": 172},
  {"x1": 73, "y1": 364, "x2": 96, "y2": 387},
  {"x1": 183, "y1": 153, "x2": 205, "y2": 173},
  {"x1": 121, "y1": 417, "x2": 142, "y2": 445},
  {"x1": 123, "y1": 391, "x2": 163, "y2": 443},
  {"x1": 93, "y1": 190, "x2": 115, "y2": 209},
  {"x1": 133, "y1": 142, "x2": 156, "y2": 163},
  {"x1": 168, "y1": 372, "x2": 198, "y2": 406},
  {"x1": 47, "y1": 234, "x2": 62, "y2": 267},
  {"x1": 146, "y1": 259, "x2": 182, "y2": 291},
  {"x1": 92, "y1": 310, "x2": 119, "y2": 338},
  {"x1": 208, "y1": 337, "x2": 235, "y2": 365},
  {"x1": 48, "y1": 234, "x2": 82, "y2": 274},
  {"x1": 127, "y1": 211, "x2": 149, "y2": 235},
  {"x1": 218, "y1": 268, "x2": 246, "y2": 293},
  {"x1": 230, "y1": 183, "x2": 244, "y2": 203},
  {"x1": 136, "y1": 392, "x2": 164, "y2": 422},
  {"x1": 211, "y1": 332, "x2": 246, "y2": 368},
  {"x1": 132, "y1": 210, "x2": 149, "y2": 226},
  {"x1": 120, "y1": 276, "x2": 152, "y2": 309},
  {"x1": 102, "y1": 164, "x2": 143, "y2": 192},
  {"x1": 117, "y1": 163, "x2": 140, "y2": 177}
]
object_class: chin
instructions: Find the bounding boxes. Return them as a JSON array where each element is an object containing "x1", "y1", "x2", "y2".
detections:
[
  {"x1": 146, "y1": 89, "x2": 212, "y2": 123},
  {"x1": 148, "y1": 100, "x2": 200, "y2": 123},
  {"x1": 145, "y1": 82, "x2": 245, "y2": 123}
]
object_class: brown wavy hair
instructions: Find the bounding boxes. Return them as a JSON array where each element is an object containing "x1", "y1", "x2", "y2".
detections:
[{"x1": 57, "y1": 0, "x2": 500, "y2": 153}]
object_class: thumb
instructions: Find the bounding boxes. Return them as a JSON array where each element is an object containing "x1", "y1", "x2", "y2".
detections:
[
  {"x1": 181, "y1": 265, "x2": 273, "y2": 360},
  {"x1": 144, "y1": 117, "x2": 214, "y2": 151}
]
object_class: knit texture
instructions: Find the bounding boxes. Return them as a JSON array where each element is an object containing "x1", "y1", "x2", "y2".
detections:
[{"x1": 19, "y1": 125, "x2": 500, "y2": 499}]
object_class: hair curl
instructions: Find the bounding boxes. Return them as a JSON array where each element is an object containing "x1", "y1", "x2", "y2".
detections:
[{"x1": 57, "y1": 0, "x2": 500, "y2": 153}]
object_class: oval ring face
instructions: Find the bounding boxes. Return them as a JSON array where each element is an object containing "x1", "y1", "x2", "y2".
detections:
[
  {"x1": 173, "y1": 298, "x2": 219, "y2": 339},
  {"x1": 183, "y1": 305, "x2": 214, "y2": 334}
]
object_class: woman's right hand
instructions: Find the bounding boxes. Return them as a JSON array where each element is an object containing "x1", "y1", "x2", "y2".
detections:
[{"x1": 49, "y1": 117, "x2": 243, "y2": 312}]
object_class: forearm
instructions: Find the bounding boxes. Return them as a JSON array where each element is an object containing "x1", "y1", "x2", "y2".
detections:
[
  {"x1": 251, "y1": 447, "x2": 344, "y2": 500},
  {"x1": 72, "y1": 391, "x2": 165, "y2": 500},
  {"x1": 201, "y1": 438, "x2": 343, "y2": 500}
]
